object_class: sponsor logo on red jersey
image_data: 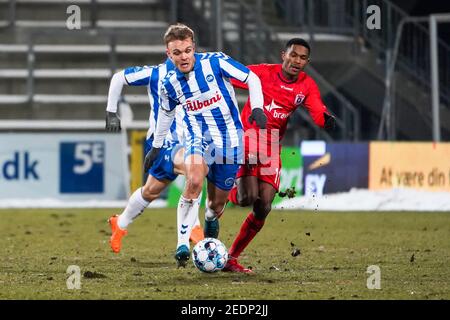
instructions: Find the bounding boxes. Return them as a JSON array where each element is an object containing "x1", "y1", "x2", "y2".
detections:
[
  {"x1": 280, "y1": 85, "x2": 293, "y2": 91},
  {"x1": 264, "y1": 100, "x2": 290, "y2": 119}
]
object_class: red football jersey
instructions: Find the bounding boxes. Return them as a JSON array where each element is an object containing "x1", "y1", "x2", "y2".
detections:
[{"x1": 232, "y1": 64, "x2": 329, "y2": 142}]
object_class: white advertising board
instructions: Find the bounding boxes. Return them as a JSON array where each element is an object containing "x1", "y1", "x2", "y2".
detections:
[{"x1": 0, "y1": 133, "x2": 128, "y2": 201}]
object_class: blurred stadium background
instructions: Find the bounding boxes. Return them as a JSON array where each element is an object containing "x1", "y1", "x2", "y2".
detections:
[{"x1": 0, "y1": 0, "x2": 449, "y2": 209}]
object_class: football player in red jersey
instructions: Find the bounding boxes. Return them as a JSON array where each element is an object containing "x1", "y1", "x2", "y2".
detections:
[{"x1": 223, "y1": 38, "x2": 336, "y2": 273}]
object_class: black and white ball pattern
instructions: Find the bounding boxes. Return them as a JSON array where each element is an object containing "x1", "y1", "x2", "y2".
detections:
[{"x1": 192, "y1": 238, "x2": 228, "y2": 272}]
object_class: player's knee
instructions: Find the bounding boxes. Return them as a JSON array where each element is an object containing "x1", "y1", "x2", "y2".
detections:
[
  {"x1": 237, "y1": 191, "x2": 258, "y2": 206},
  {"x1": 185, "y1": 176, "x2": 203, "y2": 194}
]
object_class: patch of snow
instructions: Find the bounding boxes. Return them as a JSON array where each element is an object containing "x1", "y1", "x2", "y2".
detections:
[{"x1": 274, "y1": 188, "x2": 450, "y2": 211}]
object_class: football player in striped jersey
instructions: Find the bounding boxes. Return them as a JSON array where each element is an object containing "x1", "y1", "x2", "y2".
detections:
[
  {"x1": 105, "y1": 59, "x2": 204, "y2": 257},
  {"x1": 144, "y1": 23, "x2": 267, "y2": 267}
]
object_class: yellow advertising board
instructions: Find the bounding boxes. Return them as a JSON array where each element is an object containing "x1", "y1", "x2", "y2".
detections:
[
  {"x1": 369, "y1": 142, "x2": 450, "y2": 191},
  {"x1": 129, "y1": 130, "x2": 147, "y2": 192}
]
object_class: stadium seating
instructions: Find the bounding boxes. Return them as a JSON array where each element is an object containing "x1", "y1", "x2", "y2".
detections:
[
  {"x1": 0, "y1": 0, "x2": 172, "y2": 121},
  {"x1": 1, "y1": 0, "x2": 448, "y2": 140}
]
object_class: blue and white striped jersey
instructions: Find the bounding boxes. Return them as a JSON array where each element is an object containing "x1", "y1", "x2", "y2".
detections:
[
  {"x1": 123, "y1": 59, "x2": 183, "y2": 146},
  {"x1": 160, "y1": 52, "x2": 250, "y2": 154}
]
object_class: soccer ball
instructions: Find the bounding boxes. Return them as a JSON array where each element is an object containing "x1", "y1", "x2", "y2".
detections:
[{"x1": 192, "y1": 238, "x2": 228, "y2": 273}]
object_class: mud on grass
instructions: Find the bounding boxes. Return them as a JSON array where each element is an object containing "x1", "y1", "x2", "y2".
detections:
[{"x1": 0, "y1": 208, "x2": 449, "y2": 299}]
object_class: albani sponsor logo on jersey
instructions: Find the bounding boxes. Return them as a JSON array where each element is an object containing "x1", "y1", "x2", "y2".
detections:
[
  {"x1": 265, "y1": 100, "x2": 290, "y2": 119},
  {"x1": 184, "y1": 92, "x2": 222, "y2": 112}
]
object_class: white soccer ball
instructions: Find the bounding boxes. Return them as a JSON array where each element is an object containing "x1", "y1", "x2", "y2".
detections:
[{"x1": 192, "y1": 238, "x2": 228, "y2": 273}]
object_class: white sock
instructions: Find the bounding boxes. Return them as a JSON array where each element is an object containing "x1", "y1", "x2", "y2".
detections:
[
  {"x1": 193, "y1": 214, "x2": 201, "y2": 227},
  {"x1": 177, "y1": 195, "x2": 201, "y2": 249},
  {"x1": 193, "y1": 191, "x2": 202, "y2": 227},
  {"x1": 118, "y1": 187, "x2": 150, "y2": 229},
  {"x1": 205, "y1": 206, "x2": 217, "y2": 221}
]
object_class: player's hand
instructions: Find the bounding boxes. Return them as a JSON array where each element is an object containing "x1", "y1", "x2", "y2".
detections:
[
  {"x1": 249, "y1": 108, "x2": 267, "y2": 129},
  {"x1": 105, "y1": 111, "x2": 121, "y2": 132},
  {"x1": 143, "y1": 147, "x2": 161, "y2": 172},
  {"x1": 324, "y1": 113, "x2": 336, "y2": 132}
]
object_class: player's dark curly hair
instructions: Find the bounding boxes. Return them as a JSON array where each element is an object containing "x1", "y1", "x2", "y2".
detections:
[
  {"x1": 164, "y1": 23, "x2": 195, "y2": 46},
  {"x1": 285, "y1": 38, "x2": 311, "y2": 55}
]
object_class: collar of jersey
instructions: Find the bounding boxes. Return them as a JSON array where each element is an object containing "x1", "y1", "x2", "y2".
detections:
[{"x1": 277, "y1": 64, "x2": 306, "y2": 84}]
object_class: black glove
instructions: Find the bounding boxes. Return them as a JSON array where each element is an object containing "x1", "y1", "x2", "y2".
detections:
[
  {"x1": 143, "y1": 147, "x2": 161, "y2": 172},
  {"x1": 323, "y1": 113, "x2": 336, "y2": 132},
  {"x1": 105, "y1": 111, "x2": 121, "y2": 132},
  {"x1": 248, "y1": 108, "x2": 267, "y2": 129}
]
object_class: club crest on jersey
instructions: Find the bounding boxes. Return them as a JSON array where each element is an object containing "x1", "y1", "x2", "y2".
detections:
[
  {"x1": 295, "y1": 93, "x2": 305, "y2": 106},
  {"x1": 184, "y1": 92, "x2": 222, "y2": 112},
  {"x1": 206, "y1": 74, "x2": 215, "y2": 82}
]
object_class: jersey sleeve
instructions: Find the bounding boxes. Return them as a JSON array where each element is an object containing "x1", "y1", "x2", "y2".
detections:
[
  {"x1": 303, "y1": 78, "x2": 329, "y2": 128},
  {"x1": 160, "y1": 80, "x2": 179, "y2": 112},
  {"x1": 230, "y1": 64, "x2": 267, "y2": 90},
  {"x1": 217, "y1": 54, "x2": 251, "y2": 83},
  {"x1": 123, "y1": 66, "x2": 153, "y2": 86}
]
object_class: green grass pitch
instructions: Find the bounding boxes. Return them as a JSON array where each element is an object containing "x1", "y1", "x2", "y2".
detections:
[{"x1": 0, "y1": 208, "x2": 449, "y2": 300}]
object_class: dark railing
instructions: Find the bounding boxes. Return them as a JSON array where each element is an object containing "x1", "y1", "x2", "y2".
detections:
[
  {"x1": 2, "y1": 0, "x2": 177, "y2": 29},
  {"x1": 18, "y1": 29, "x2": 165, "y2": 103},
  {"x1": 3, "y1": 0, "x2": 448, "y2": 140},
  {"x1": 218, "y1": 0, "x2": 361, "y2": 141},
  {"x1": 269, "y1": 0, "x2": 450, "y2": 105}
]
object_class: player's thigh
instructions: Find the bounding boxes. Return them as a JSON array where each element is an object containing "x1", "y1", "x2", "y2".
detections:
[
  {"x1": 258, "y1": 180, "x2": 277, "y2": 205},
  {"x1": 184, "y1": 154, "x2": 208, "y2": 194},
  {"x1": 185, "y1": 154, "x2": 208, "y2": 174},
  {"x1": 172, "y1": 147, "x2": 185, "y2": 175},
  {"x1": 206, "y1": 163, "x2": 240, "y2": 211}
]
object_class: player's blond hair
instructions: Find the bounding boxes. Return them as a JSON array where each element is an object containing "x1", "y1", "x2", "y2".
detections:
[{"x1": 163, "y1": 23, "x2": 195, "y2": 46}]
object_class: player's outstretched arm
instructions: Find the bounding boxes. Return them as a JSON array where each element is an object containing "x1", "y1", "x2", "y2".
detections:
[
  {"x1": 303, "y1": 78, "x2": 337, "y2": 131},
  {"x1": 105, "y1": 70, "x2": 128, "y2": 132},
  {"x1": 153, "y1": 85, "x2": 176, "y2": 142},
  {"x1": 143, "y1": 102, "x2": 175, "y2": 171},
  {"x1": 105, "y1": 111, "x2": 121, "y2": 132},
  {"x1": 246, "y1": 71, "x2": 267, "y2": 129}
]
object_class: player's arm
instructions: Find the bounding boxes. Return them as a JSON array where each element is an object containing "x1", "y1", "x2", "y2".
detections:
[
  {"x1": 303, "y1": 79, "x2": 336, "y2": 132},
  {"x1": 105, "y1": 70, "x2": 127, "y2": 132},
  {"x1": 105, "y1": 66, "x2": 152, "y2": 132},
  {"x1": 218, "y1": 57, "x2": 266, "y2": 128},
  {"x1": 229, "y1": 64, "x2": 264, "y2": 90},
  {"x1": 144, "y1": 87, "x2": 176, "y2": 171},
  {"x1": 246, "y1": 71, "x2": 267, "y2": 129}
]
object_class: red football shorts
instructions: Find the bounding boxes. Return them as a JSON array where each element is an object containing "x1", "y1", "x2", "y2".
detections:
[{"x1": 236, "y1": 154, "x2": 282, "y2": 191}]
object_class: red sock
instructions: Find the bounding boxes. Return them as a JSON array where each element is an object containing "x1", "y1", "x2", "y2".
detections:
[
  {"x1": 228, "y1": 186, "x2": 239, "y2": 205},
  {"x1": 228, "y1": 212, "x2": 265, "y2": 259}
]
